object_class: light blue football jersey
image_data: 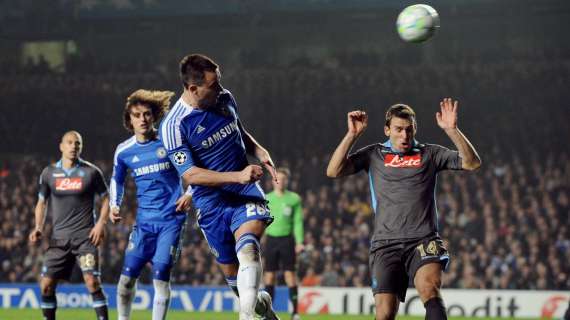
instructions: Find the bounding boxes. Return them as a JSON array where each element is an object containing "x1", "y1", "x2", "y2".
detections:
[{"x1": 110, "y1": 135, "x2": 186, "y2": 224}]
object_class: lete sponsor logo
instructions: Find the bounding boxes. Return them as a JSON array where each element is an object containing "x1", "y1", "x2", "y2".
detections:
[
  {"x1": 55, "y1": 178, "x2": 83, "y2": 191},
  {"x1": 384, "y1": 154, "x2": 421, "y2": 168}
]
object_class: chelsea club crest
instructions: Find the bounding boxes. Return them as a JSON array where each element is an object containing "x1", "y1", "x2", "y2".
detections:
[{"x1": 156, "y1": 147, "x2": 167, "y2": 159}]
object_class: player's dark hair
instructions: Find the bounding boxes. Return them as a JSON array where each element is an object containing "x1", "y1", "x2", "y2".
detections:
[
  {"x1": 385, "y1": 104, "x2": 416, "y2": 128},
  {"x1": 277, "y1": 167, "x2": 291, "y2": 177},
  {"x1": 179, "y1": 54, "x2": 219, "y2": 89},
  {"x1": 123, "y1": 89, "x2": 175, "y2": 133}
]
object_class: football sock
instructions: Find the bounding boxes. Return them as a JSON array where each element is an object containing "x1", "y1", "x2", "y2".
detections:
[
  {"x1": 91, "y1": 288, "x2": 108, "y2": 320},
  {"x1": 117, "y1": 275, "x2": 137, "y2": 320},
  {"x1": 265, "y1": 285, "x2": 275, "y2": 300},
  {"x1": 41, "y1": 294, "x2": 57, "y2": 320},
  {"x1": 226, "y1": 275, "x2": 239, "y2": 297},
  {"x1": 236, "y1": 233, "x2": 262, "y2": 319},
  {"x1": 289, "y1": 286, "x2": 298, "y2": 314},
  {"x1": 152, "y1": 279, "x2": 171, "y2": 320},
  {"x1": 424, "y1": 297, "x2": 447, "y2": 320}
]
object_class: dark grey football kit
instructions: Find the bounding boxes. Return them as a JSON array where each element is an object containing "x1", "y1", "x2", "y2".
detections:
[
  {"x1": 350, "y1": 140, "x2": 461, "y2": 302},
  {"x1": 38, "y1": 159, "x2": 108, "y2": 280}
]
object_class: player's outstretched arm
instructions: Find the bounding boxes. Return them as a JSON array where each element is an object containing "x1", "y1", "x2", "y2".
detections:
[
  {"x1": 436, "y1": 98, "x2": 482, "y2": 171},
  {"x1": 29, "y1": 198, "x2": 47, "y2": 243},
  {"x1": 326, "y1": 110, "x2": 368, "y2": 178}
]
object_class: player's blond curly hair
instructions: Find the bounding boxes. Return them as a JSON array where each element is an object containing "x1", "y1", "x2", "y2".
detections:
[{"x1": 123, "y1": 89, "x2": 175, "y2": 132}]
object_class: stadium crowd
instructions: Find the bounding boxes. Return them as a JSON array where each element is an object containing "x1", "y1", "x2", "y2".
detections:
[
  {"x1": 1, "y1": 51, "x2": 569, "y2": 291},
  {"x1": 0, "y1": 145, "x2": 568, "y2": 290}
]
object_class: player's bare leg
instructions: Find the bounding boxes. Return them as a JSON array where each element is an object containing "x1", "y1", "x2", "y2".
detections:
[
  {"x1": 414, "y1": 263, "x2": 446, "y2": 320},
  {"x1": 83, "y1": 273, "x2": 108, "y2": 320},
  {"x1": 374, "y1": 293, "x2": 399, "y2": 320},
  {"x1": 40, "y1": 277, "x2": 58, "y2": 320}
]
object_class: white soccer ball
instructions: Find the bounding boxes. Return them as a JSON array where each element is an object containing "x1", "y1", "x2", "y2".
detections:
[{"x1": 396, "y1": 4, "x2": 440, "y2": 43}]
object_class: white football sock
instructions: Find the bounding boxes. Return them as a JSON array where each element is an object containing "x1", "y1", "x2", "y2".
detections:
[
  {"x1": 236, "y1": 235, "x2": 262, "y2": 320},
  {"x1": 152, "y1": 279, "x2": 171, "y2": 320},
  {"x1": 117, "y1": 275, "x2": 137, "y2": 320}
]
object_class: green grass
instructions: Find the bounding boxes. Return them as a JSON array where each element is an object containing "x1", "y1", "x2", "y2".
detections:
[{"x1": 0, "y1": 308, "x2": 540, "y2": 319}]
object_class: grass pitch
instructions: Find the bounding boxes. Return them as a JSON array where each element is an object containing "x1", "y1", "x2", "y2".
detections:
[{"x1": 0, "y1": 308, "x2": 540, "y2": 319}]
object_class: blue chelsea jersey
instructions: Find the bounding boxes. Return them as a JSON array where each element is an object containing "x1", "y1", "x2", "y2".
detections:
[
  {"x1": 110, "y1": 136, "x2": 186, "y2": 224},
  {"x1": 159, "y1": 90, "x2": 266, "y2": 211}
]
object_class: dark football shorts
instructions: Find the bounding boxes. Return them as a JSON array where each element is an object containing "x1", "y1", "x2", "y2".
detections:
[
  {"x1": 264, "y1": 235, "x2": 296, "y2": 272},
  {"x1": 41, "y1": 237, "x2": 100, "y2": 281},
  {"x1": 369, "y1": 234, "x2": 449, "y2": 302}
]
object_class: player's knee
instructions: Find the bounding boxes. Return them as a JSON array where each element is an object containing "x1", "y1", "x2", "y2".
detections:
[
  {"x1": 416, "y1": 277, "x2": 441, "y2": 301},
  {"x1": 153, "y1": 279, "x2": 171, "y2": 299},
  {"x1": 122, "y1": 255, "x2": 146, "y2": 278},
  {"x1": 375, "y1": 294, "x2": 398, "y2": 320},
  {"x1": 117, "y1": 275, "x2": 137, "y2": 293},
  {"x1": 375, "y1": 305, "x2": 397, "y2": 320},
  {"x1": 152, "y1": 262, "x2": 172, "y2": 281},
  {"x1": 235, "y1": 233, "x2": 261, "y2": 266}
]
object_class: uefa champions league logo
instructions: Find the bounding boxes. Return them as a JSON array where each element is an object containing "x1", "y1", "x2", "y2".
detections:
[{"x1": 173, "y1": 152, "x2": 187, "y2": 165}]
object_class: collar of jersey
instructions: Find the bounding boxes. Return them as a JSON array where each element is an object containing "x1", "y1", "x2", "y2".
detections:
[
  {"x1": 382, "y1": 139, "x2": 420, "y2": 155},
  {"x1": 179, "y1": 97, "x2": 195, "y2": 110},
  {"x1": 56, "y1": 159, "x2": 82, "y2": 175},
  {"x1": 135, "y1": 134, "x2": 158, "y2": 146}
]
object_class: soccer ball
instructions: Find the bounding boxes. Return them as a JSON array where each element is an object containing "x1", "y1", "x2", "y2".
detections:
[{"x1": 396, "y1": 4, "x2": 440, "y2": 43}]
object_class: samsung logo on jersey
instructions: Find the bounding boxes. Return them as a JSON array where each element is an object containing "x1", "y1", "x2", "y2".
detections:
[
  {"x1": 134, "y1": 162, "x2": 172, "y2": 176},
  {"x1": 201, "y1": 121, "x2": 238, "y2": 149}
]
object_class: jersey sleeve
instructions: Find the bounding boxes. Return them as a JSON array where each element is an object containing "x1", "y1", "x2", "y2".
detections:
[
  {"x1": 161, "y1": 116, "x2": 196, "y2": 177},
  {"x1": 92, "y1": 165, "x2": 109, "y2": 197},
  {"x1": 110, "y1": 147, "x2": 128, "y2": 208},
  {"x1": 429, "y1": 144, "x2": 462, "y2": 171},
  {"x1": 37, "y1": 167, "x2": 50, "y2": 200},
  {"x1": 348, "y1": 144, "x2": 377, "y2": 172},
  {"x1": 293, "y1": 193, "x2": 304, "y2": 244}
]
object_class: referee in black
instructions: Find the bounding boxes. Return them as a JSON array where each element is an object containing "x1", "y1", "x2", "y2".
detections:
[{"x1": 263, "y1": 167, "x2": 304, "y2": 320}]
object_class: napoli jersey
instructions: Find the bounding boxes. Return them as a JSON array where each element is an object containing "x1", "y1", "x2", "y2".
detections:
[
  {"x1": 349, "y1": 140, "x2": 462, "y2": 247},
  {"x1": 110, "y1": 135, "x2": 185, "y2": 224},
  {"x1": 159, "y1": 90, "x2": 265, "y2": 211},
  {"x1": 38, "y1": 159, "x2": 108, "y2": 239}
]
